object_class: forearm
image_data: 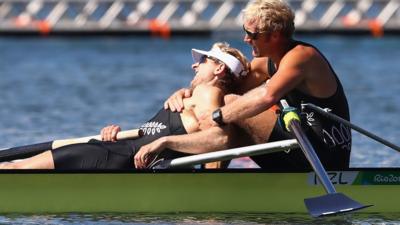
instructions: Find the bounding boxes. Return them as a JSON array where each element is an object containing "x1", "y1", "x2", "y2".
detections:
[
  {"x1": 162, "y1": 126, "x2": 231, "y2": 154},
  {"x1": 221, "y1": 85, "x2": 276, "y2": 123}
]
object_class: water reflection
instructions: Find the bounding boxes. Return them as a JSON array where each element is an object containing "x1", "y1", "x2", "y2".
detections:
[{"x1": 1, "y1": 213, "x2": 400, "y2": 225}]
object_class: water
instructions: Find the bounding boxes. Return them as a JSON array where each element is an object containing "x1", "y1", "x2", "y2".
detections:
[
  {"x1": 0, "y1": 35, "x2": 399, "y2": 224},
  {"x1": 1, "y1": 213, "x2": 400, "y2": 225}
]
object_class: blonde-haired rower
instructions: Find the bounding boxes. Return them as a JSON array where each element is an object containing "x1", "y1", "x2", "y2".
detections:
[{"x1": 165, "y1": 0, "x2": 352, "y2": 171}]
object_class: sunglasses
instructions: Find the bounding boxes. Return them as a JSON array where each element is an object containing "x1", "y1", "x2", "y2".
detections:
[
  {"x1": 242, "y1": 25, "x2": 267, "y2": 40},
  {"x1": 199, "y1": 55, "x2": 220, "y2": 64}
]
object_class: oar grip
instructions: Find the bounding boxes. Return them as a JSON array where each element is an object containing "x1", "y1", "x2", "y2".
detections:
[
  {"x1": 282, "y1": 110, "x2": 301, "y2": 131},
  {"x1": 116, "y1": 129, "x2": 143, "y2": 140}
]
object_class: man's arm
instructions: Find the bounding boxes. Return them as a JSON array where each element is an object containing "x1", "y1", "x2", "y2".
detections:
[
  {"x1": 134, "y1": 125, "x2": 240, "y2": 169},
  {"x1": 162, "y1": 125, "x2": 234, "y2": 154},
  {"x1": 220, "y1": 84, "x2": 273, "y2": 124},
  {"x1": 210, "y1": 51, "x2": 307, "y2": 126}
]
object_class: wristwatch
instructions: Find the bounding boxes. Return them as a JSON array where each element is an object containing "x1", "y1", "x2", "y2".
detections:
[{"x1": 212, "y1": 108, "x2": 225, "y2": 126}]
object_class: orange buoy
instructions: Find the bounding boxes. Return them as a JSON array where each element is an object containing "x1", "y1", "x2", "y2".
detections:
[
  {"x1": 368, "y1": 19, "x2": 384, "y2": 38},
  {"x1": 37, "y1": 20, "x2": 51, "y2": 35},
  {"x1": 159, "y1": 22, "x2": 171, "y2": 39},
  {"x1": 148, "y1": 19, "x2": 171, "y2": 39}
]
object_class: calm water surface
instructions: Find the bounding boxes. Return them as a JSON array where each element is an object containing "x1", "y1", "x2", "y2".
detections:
[
  {"x1": 1, "y1": 213, "x2": 400, "y2": 224},
  {"x1": 0, "y1": 35, "x2": 399, "y2": 224}
]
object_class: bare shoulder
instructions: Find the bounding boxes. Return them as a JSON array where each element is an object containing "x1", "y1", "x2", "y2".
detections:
[
  {"x1": 283, "y1": 44, "x2": 319, "y2": 65},
  {"x1": 280, "y1": 43, "x2": 328, "y2": 76},
  {"x1": 280, "y1": 42, "x2": 337, "y2": 97}
]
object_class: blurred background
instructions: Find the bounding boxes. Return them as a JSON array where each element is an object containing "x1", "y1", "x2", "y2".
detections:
[
  {"x1": 0, "y1": 0, "x2": 399, "y2": 36},
  {"x1": 0, "y1": 0, "x2": 399, "y2": 168}
]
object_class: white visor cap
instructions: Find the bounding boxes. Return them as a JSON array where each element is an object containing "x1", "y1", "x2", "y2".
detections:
[{"x1": 191, "y1": 48, "x2": 247, "y2": 77}]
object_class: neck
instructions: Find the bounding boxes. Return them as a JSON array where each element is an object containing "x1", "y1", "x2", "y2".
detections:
[
  {"x1": 217, "y1": 83, "x2": 229, "y2": 94},
  {"x1": 215, "y1": 79, "x2": 231, "y2": 94}
]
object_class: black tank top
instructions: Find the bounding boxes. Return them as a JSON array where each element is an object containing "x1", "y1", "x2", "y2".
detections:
[
  {"x1": 268, "y1": 41, "x2": 351, "y2": 159},
  {"x1": 128, "y1": 108, "x2": 189, "y2": 163},
  {"x1": 139, "y1": 109, "x2": 188, "y2": 140}
]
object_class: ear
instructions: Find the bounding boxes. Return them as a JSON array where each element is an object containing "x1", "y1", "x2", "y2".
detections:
[
  {"x1": 269, "y1": 31, "x2": 281, "y2": 42},
  {"x1": 213, "y1": 63, "x2": 227, "y2": 78}
]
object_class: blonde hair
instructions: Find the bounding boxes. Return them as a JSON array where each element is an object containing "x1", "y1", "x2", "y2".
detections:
[
  {"x1": 211, "y1": 42, "x2": 250, "y2": 93},
  {"x1": 212, "y1": 42, "x2": 250, "y2": 77},
  {"x1": 243, "y1": 0, "x2": 295, "y2": 38}
]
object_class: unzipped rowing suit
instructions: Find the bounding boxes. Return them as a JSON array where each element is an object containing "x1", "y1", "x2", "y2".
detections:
[{"x1": 52, "y1": 109, "x2": 189, "y2": 169}]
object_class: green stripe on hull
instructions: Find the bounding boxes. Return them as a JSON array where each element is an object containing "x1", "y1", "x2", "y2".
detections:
[{"x1": 0, "y1": 170, "x2": 399, "y2": 213}]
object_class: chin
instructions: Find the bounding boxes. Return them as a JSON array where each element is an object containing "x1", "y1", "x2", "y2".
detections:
[
  {"x1": 251, "y1": 48, "x2": 261, "y2": 57},
  {"x1": 252, "y1": 51, "x2": 261, "y2": 57}
]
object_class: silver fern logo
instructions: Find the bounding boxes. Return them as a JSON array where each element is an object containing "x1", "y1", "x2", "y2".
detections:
[
  {"x1": 140, "y1": 122, "x2": 167, "y2": 135},
  {"x1": 305, "y1": 111, "x2": 315, "y2": 126}
]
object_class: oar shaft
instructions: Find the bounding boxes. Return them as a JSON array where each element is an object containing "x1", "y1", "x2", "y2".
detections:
[
  {"x1": 281, "y1": 102, "x2": 369, "y2": 217},
  {"x1": 280, "y1": 100, "x2": 336, "y2": 194},
  {"x1": 0, "y1": 141, "x2": 53, "y2": 162},
  {"x1": 289, "y1": 120, "x2": 336, "y2": 194},
  {"x1": 303, "y1": 103, "x2": 400, "y2": 152}
]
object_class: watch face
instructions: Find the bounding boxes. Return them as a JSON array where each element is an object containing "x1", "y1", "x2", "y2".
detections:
[{"x1": 212, "y1": 109, "x2": 224, "y2": 125}]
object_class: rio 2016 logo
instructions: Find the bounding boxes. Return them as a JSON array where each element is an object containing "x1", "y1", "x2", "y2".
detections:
[{"x1": 373, "y1": 174, "x2": 400, "y2": 183}]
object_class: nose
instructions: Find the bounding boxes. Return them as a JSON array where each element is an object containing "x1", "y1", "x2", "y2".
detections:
[{"x1": 243, "y1": 34, "x2": 252, "y2": 44}]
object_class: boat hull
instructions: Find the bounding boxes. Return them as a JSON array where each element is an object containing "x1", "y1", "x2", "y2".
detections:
[{"x1": 0, "y1": 169, "x2": 399, "y2": 213}]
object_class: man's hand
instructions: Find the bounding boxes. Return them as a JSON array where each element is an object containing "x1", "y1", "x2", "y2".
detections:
[
  {"x1": 100, "y1": 125, "x2": 121, "y2": 142},
  {"x1": 134, "y1": 137, "x2": 167, "y2": 169},
  {"x1": 164, "y1": 88, "x2": 192, "y2": 112}
]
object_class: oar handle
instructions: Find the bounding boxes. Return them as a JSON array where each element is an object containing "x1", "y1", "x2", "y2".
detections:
[{"x1": 52, "y1": 129, "x2": 143, "y2": 149}]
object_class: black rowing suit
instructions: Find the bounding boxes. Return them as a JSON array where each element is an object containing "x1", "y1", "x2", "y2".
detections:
[
  {"x1": 251, "y1": 41, "x2": 351, "y2": 171},
  {"x1": 52, "y1": 109, "x2": 188, "y2": 169}
]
